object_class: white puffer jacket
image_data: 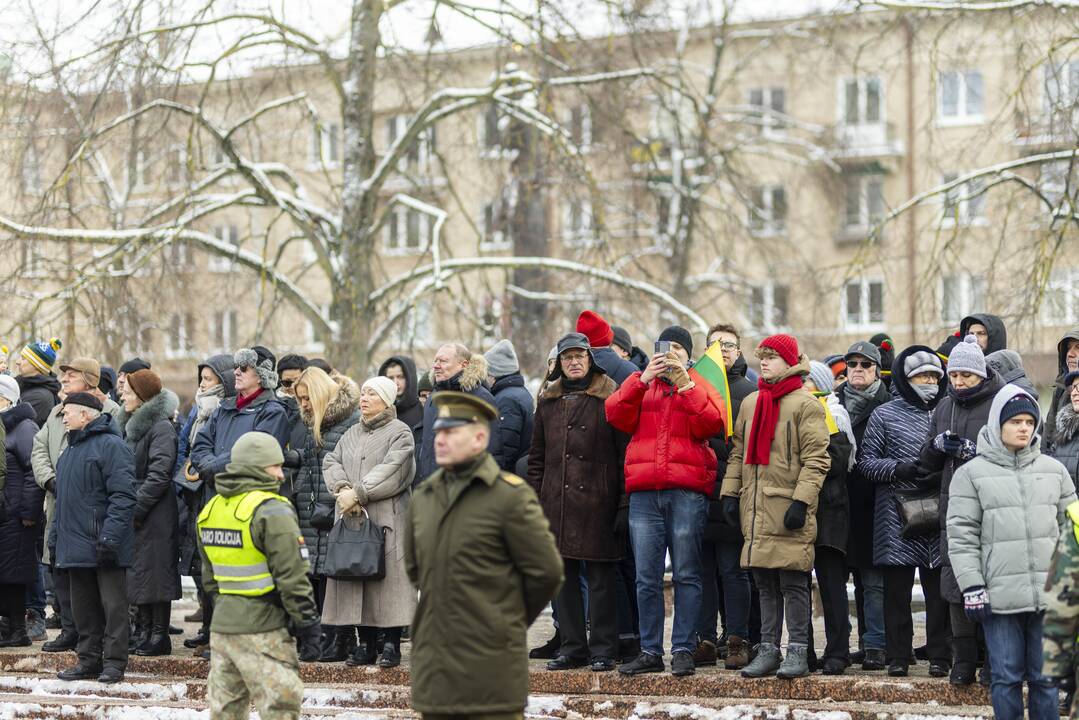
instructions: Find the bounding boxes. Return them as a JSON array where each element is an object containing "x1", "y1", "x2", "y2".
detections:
[{"x1": 947, "y1": 384, "x2": 1078, "y2": 613}]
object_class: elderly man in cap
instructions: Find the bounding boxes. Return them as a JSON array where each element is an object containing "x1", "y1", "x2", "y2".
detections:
[
  {"x1": 49, "y1": 392, "x2": 136, "y2": 684},
  {"x1": 836, "y1": 340, "x2": 892, "y2": 670},
  {"x1": 31, "y1": 356, "x2": 121, "y2": 653},
  {"x1": 405, "y1": 391, "x2": 563, "y2": 720}
]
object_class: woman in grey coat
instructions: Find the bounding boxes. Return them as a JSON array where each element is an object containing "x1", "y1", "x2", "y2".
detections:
[
  {"x1": 322, "y1": 376, "x2": 416, "y2": 668},
  {"x1": 947, "y1": 384, "x2": 1076, "y2": 720},
  {"x1": 121, "y1": 370, "x2": 180, "y2": 657}
]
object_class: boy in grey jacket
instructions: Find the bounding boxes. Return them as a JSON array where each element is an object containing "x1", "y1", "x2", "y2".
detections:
[{"x1": 947, "y1": 384, "x2": 1076, "y2": 720}]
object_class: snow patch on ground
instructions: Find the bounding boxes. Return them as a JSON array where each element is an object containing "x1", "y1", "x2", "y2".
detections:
[
  {"x1": 302, "y1": 687, "x2": 387, "y2": 707},
  {"x1": 0, "y1": 675, "x2": 188, "y2": 701},
  {"x1": 526, "y1": 694, "x2": 567, "y2": 714}
]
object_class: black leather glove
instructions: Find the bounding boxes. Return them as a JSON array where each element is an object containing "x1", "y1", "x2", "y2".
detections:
[
  {"x1": 893, "y1": 462, "x2": 919, "y2": 483},
  {"x1": 44, "y1": 478, "x2": 56, "y2": 495},
  {"x1": 96, "y1": 542, "x2": 119, "y2": 568},
  {"x1": 294, "y1": 619, "x2": 322, "y2": 662},
  {"x1": 783, "y1": 500, "x2": 808, "y2": 531},
  {"x1": 613, "y1": 506, "x2": 629, "y2": 537},
  {"x1": 721, "y1": 496, "x2": 740, "y2": 528},
  {"x1": 282, "y1": 449, "x2": 302, "y2": 470}
]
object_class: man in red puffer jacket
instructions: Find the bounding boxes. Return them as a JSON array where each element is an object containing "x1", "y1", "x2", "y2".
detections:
[{"x1": 605, "y1": 326, "x2": 725, "y2": 678}]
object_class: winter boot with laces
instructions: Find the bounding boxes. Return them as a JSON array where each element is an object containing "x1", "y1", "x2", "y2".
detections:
[
  {"x1": 776, "y1": 643, "x2": 810, "y2": 679},
  {"x1": 741, "y1": 642, "x2": 782, "y2": 678}
]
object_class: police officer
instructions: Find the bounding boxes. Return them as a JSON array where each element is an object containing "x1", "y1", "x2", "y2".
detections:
[
  {"x1": 197, "y1": 431, "x2": 321, "y2": 720},
  {"x1": 1045, "y1": 499, "x2": 1079, "y2": 718},
  {"x1": 405, "y1": 391, "x2": 563, "y2": 720}
]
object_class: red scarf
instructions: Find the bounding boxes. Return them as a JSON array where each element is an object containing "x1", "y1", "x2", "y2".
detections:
[
  {"x1": 236, "y1": 387, "x2": 263, "y2": 411},
  {"x1": 745, "y1": 374, "x2": 804, "y2": 465}
]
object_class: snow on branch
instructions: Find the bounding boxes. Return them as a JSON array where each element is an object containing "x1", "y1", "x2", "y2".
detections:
[{"x1": 856, "y1": 0, "x2": 1078, "y2": 9}]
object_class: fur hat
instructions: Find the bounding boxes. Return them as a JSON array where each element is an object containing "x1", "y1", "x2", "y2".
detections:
[
  {"x1": 126, "y1": 369, "x2": 163, "y2": 402},
  {"x1": 235, "y1": 348, "x2": 279, "y2": 390}
]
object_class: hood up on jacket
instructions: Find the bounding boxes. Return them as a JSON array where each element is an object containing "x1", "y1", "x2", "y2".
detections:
[
  {"x1": 436, "y1": 353, "x2": 490, "y2": 393},
  {"x1": 378, "y1": 355, "x2": 419, "y2": 414},
  {"x1": 960, "y1": 313, "x2": 1008, "y2": 355},
  {"x1": 16, "y1": 372, "x2": 60, "y2": 395},
  {"x1": 199, "y1": 354, "x2": 237, "y2": 398},
  {"x1": 986, "y1": 349, "x2": 1039, "y2": 401},
  {"x1": 892, "y1": 345, "x2": 947, "y2": 412},
  {"x1": 976, "y1": 383, "x2": 1042, "y2": 467},
  {"x1": 1055, "y1": 327, "x2": 1079, "y2": 382}
]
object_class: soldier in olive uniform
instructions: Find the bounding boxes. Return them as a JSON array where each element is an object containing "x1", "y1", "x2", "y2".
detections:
[
  {"x1": 405, "y1": 391, "x2": 563, "y2": 720},
  {"x1": 1045, "y1": 500, "x2": 1079, "y2": 718},
  {"x1": 197, "y1": 432, "x2": 322, "y2": 720}
]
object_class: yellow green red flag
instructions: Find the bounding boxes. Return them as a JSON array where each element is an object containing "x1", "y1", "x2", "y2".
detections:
[{"x1": 693, "y1": 341, "x2": 734, "y2": 437}]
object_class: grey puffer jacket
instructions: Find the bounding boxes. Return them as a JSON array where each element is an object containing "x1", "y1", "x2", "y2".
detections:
[
  {"x1": 947, "y1": 384, "x2": 1077, "y2": 614},
  {"x1": 292, "y1": 375, "x2": 360, "y2": 576}
]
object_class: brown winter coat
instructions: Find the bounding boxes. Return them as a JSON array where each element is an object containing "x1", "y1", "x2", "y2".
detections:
[
  {"x1": 321, "y1": 406, "x2": 416, "y2": 627},
  {"x1": 720, "y1": 356, "x2": 831, "y2": 572},
  {"x1": 527, "y1": 372, "x2": 625, "y2": 561}
]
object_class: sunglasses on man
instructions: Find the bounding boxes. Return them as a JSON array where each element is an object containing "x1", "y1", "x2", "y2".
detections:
[{"x1": 847, "y1": 360, "x2": 876, "y2": 370}]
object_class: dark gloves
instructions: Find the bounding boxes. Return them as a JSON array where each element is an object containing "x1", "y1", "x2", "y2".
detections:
[
  {"x1": 96, "y1": 542, "x2": 119, "y2": 569},
  {"x1": 282, "y1": 449, "x2": 302, "y2": 470},
  {"x1": 721, "y1": 496, "x2": 740, "y2": 528},
  {"x1": 44, "y1": 478, "x2": 56, "y2": 495},
  {"x1": 613, "y1": 506, "x2": 629, "y2": 537},
  {"x1": 893, "y1": 462, "x2": 920, "y2": 483},
  {"x1": 933, "y1": 432, "x2": 977, "y2": 461},
  {"x1": 294, "y1": 619, "x2": 323, "y2": 662},
  {"x1": 783, "y1": 500, "x2": 808, "y2": 531},
  {"x1": 962, "y1": 586, "x2": 991, "y2": 623},
  {"x1": 1052, "y1": 674, "x2": 1077, "y2": 693}
]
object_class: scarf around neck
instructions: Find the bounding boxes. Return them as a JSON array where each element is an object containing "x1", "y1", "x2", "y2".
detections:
[
  {"x1": 843, "y1": 379, "x2": 882, "y2": 420},
  {"x1": 746, "y1": 373, "x2": 804, "y2": 465},
  {"x1": 188, "y1": 385, "x2": 225, "y2": 445}
]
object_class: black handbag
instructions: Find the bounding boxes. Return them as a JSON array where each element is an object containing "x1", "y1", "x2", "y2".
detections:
[
  {"x1": 323, "y1": 507, "x2": 388, "y2": 581},
  {"x1": 309, "y1": 499, "x2": 336, "y2": 531},
  {"x1": 893, "y1": 488, "x2": 940, "y2": 538}
]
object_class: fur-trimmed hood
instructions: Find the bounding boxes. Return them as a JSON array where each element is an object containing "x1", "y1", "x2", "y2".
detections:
[
  {"x1": 301, "y1": 373, "x2": 361, "y2": 429},
  {"x1": 125, "y1": 389, "x2": 180, "y2": 445},
  {"x1": 540, "y1": 371, "x2": 616, "y2": 402},
  {"x1": 1056, "y1": 401, "x2": 1079, "y2": 446},
  {"x1": 435, "y1": 354, "x2": 490, "y2": 394}
]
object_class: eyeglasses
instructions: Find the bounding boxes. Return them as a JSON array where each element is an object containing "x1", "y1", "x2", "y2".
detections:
[
  {"x1": 561, "y1": 351, "x2": 589, "y2": 363},
  {"x1": 719, "y1": 342, "x2": 738, "y2": 351},
  {"x1": 847, "y1": 360, "x2": 876, "y2": 369},
  {"x1": 233, "y1": 364, "x2": 253, "y2": 372},
  {"x1": 280, "y1": 379, "x2": 295, "y2": 389}
]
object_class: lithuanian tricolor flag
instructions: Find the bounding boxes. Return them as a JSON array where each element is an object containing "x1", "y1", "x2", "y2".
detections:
[{"x1": 693, "y1": 341, "x2": 734, "y2": 437}]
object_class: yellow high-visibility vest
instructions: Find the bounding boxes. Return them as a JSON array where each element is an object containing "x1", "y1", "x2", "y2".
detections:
[
  {"x1": 1067, "y1": 500, "x2": 1079, "y2": 547},
  {"x1": 197, "y1": 490, "x2": 287, "y2": 597}
]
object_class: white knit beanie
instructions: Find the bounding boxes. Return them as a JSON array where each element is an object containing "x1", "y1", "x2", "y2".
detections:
[{"x1": 362, "y1": 376, "x2": 398, "y2": 411}]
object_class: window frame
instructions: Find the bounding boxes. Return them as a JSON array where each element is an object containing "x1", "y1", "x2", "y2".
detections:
[
  {"x1": 748, "y1": 184, "x2": 788, "y2": 236},
  {"x1": 841, "y1": 277, "x2": 886, "y2": 331},
  {"x1": 839, "y1": 76, "x2": 884, "y2": 127},
  {"x1": 937, "y1": 69, "x2": 985, "y2": 125}
]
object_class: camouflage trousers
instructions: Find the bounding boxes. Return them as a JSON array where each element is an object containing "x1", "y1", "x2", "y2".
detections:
[{"x1": 208, "y1": 627, "x2": 303, "y2": 720}]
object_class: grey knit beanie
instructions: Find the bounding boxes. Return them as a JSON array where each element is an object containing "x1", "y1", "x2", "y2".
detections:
[
  {"x1": 484, "y1": 339, "x2": 519, "y2": 378},
  {"x1": 234, "y1": 348, "x2": 279, "y2": 390},
  {"x1": 904, "y1": 350, "x2": 944, "y2": 379},
  {"x1": 947, "y1": 335, "x2": 987, "y2": 378},
  {"x1": 807, "y1": 361, "x2": 834, "y2": 394}
]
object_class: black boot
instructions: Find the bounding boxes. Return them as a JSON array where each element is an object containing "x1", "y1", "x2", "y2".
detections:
[
  {"x1": 136, "y1": 602, "x2": 172, "y2": 657},
  {"x1": 378, "y1": 641, "x2": 401, "y2": 668},
  {"x1": 318, "y1": 626, "x2": 339, "y2": 661},
  {"x1": 0, "y1": 615, "x2": 30, "y2": 648},
  {"x1": 529, "y1": 629, "x2": 561, "y2": 660},
  {"x1": 130, "y1": 605, "x2": 151, "y2": 652},
  {"x1": 347, "y1": 628, "x2": 379, "y2": 667},
  {"x1": 322, "y1": 626, "x2": 356, "y2": 662},
  {"x1": 42, "y1": 629, "x2": 78, "y2": 652}
]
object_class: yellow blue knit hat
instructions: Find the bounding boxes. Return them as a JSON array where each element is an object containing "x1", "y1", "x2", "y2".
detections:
[{"x1": 22, "y1": 337, "x2": 62, "y2": 374}]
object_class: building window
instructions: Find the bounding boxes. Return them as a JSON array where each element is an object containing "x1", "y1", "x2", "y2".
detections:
[
  {"x1": 942, "y1": 173, "x2": 987, "y2": 225},
  {"x1": 1044, "y1": 60, "x2": 1079, "y2": 116},
  {"x1": 21, "y1": 146, "x2": 40, "y2": 194},
  {"x1": 748, "y1": 282, "x2": 790, "y2": 331},
  {"x1": 308, "y1": 120, "x2": 341, "y2": 166},
  {"x1": 1041, "y1": 160, "x2": 1076, "y2": 207},
  {"x1": 481, "y1": 187, "x2": 514, "y2": 250},
  {"x1": 383, "y1": 207, "x2": 431, "y2": 254},
  {"x1": 395, "y1": 297, "x2": 433, "y2": 347},
  {"x1": 132, "y1": 150, "x2": 150, "y2": 189},
  {"x1": 20, "y1": 241, "x2": 44, "y2": 278},
  {"x1": 209, "y1": 225, "x2": 240, "y2": 272},
  {"x1": 210, "y1": 143, "x2": 227, "y2": 167},
  {"x1": 748, "y1": 87, "x2": 786, "y2": 131},
  {"x1": 941, "y1": 273, "x2": 986, "y2": 324},
  {"x1": 939, "y1": 70, "x2": 984, "y2": 122},
  {"x1": 165, "y1": 313, "x2": 194, "y2": 358},
  {"x1": 563, "y1": 197, "x2": 595, "y2": 247},
  {"x1": 654, "y1": 189, "x2": 676, "y2": 241},
  {"x1": 567, "y1": 104, "x2": 598, "y2": 149},
  {"x1": 479, "y1": 105, "x2": 504, "y2": 153},
  {"x1": 841, "y1": 77, "x2": 883, "y2": 125},
  {"x1": 651, "y1": 91, "x2": 697, "y2": 147},
  {"x1": 166, "y1": 146, "x2": 188, "y2": 186},
  {"x1": 1043, "y1": 268, "x2": 1078, "y2": 324},
  {"x1": 212, "y1": 310, "x2": 237, "y2": 353},
  {"x1": 842, "y1": 278, "x2": 885, "y2": 329},
  {"x1": 169, "y1": 240, "x2": 190, "y2": 267},
  {"x1": 843, "y1": 175, "x2": 885, "y2": 230},
  {"x1": 386, "y1": 115, "x2": 435, "y2": 173},
  {"x1": 749, "y1": 185, "x2": 787, "y2": 235}
]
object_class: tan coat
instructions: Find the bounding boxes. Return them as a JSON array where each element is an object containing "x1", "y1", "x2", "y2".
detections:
[
  {"x1": 320, "y1": 407, "x2": 416, "y2": 627},
  {"x1": 720, "y1": 356, "x2": 830, "y2": 572}
]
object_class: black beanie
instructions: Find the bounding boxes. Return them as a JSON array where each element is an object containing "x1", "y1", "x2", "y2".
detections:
[
  {"x1": 611, "y1": 326, "x2": 633, "y2": 355},
  {"x1": 277, "y1": 353, "x2": 308, "y2": 373},
  {"x1": 119, "y1": 357, "x2": 151, "y2": 375},
  {"x1": 999, "y1": 393, "x2": 1040, "y2": 427},
  {"x1": 658, "y1": 326, "x2": 693, "y2": 358}
]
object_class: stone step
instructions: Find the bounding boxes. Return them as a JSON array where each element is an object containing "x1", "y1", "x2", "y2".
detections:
[{"x1": 0, "y1": 650, "x2": 992, "y2": 708}]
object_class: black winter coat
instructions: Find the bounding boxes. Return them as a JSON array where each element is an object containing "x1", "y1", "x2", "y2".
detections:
[
  {"x1": 1045, "y1": 327, "x2": 1079, "y2": 452},
  {"x1": 592, "y1": 347, "x2": 638, "y2": 386},
  {"x1": 293, "y1": 377, "x2": 359, "y2": 576},
  {"x1": 379, "y1": 355, "x2": 424, "y2": 430},
  {"x1": 16, "y1": 373, "x2": 60, "y2": 427},
  {"x1": 491, "y1": 373, "x2": 534, "y2": 470},
  {"x1": 1048, "y1": 401, "x2": 1079, "y2": 484},
  {"x1": 51, "y1": 414, "x2": 136, "y2": 569},
  {"x1": 704, "y1": 356, "x2": 758, "y2": 543},
  {"x1": 815, "y1": 427, "x2": 852, "y2": 554},
  {"x1": 125, "y1": 391, "x2": 182, "y2": 604},
  {"x1": 836, "y1": 379, "x2": 891, "y2": 568},
  {"x1": 920, "y1": 370, "x2": 1005, "y2": 603},
  {"x1": 0, "y1": 404, "x2": 44, "y2": 584}
]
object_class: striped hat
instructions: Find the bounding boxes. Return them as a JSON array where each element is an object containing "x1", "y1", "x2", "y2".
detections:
[{"x1": 21, "y1": 338, "x2": 62, "y2": 374}]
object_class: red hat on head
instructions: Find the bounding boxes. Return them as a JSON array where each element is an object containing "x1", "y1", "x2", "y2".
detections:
[
  {"x1": 576, "y1": 310, "x2": 614, "y2": 347},
  {"x1": 758, "y1": 334, "x2": 800, "y2": 366}
]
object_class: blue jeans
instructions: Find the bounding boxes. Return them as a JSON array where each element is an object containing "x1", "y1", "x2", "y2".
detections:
[
  {"x1": 697, "y1": 539, "x2": 751, "y2": 641},
  {"x1": 859, "y1": 568, "x2": 885, "y2": 651},
  {"x1": 629, "y1": 489, "x2": 707, "y2": 656},
  {"x1": 26, "y1": 563, "x2": 46, "y2": 614},
  {"x1": 982, "y1": 612, "x2": 1056, "y2": 720}
]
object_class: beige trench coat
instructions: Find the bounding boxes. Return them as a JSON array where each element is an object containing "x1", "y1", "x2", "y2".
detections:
[{"x1": 320, "y1": 407, "x2": 416, "y2": 627}]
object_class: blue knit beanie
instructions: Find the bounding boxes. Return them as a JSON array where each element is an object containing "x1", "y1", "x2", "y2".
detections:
[{"x1": 21, "y1": 337, "x2": 61, "y2": 374}]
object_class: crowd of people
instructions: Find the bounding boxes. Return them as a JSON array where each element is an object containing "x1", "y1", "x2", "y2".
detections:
[{"x1": 2, "y1": 308, "x2": 1079, "y2": 719}]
